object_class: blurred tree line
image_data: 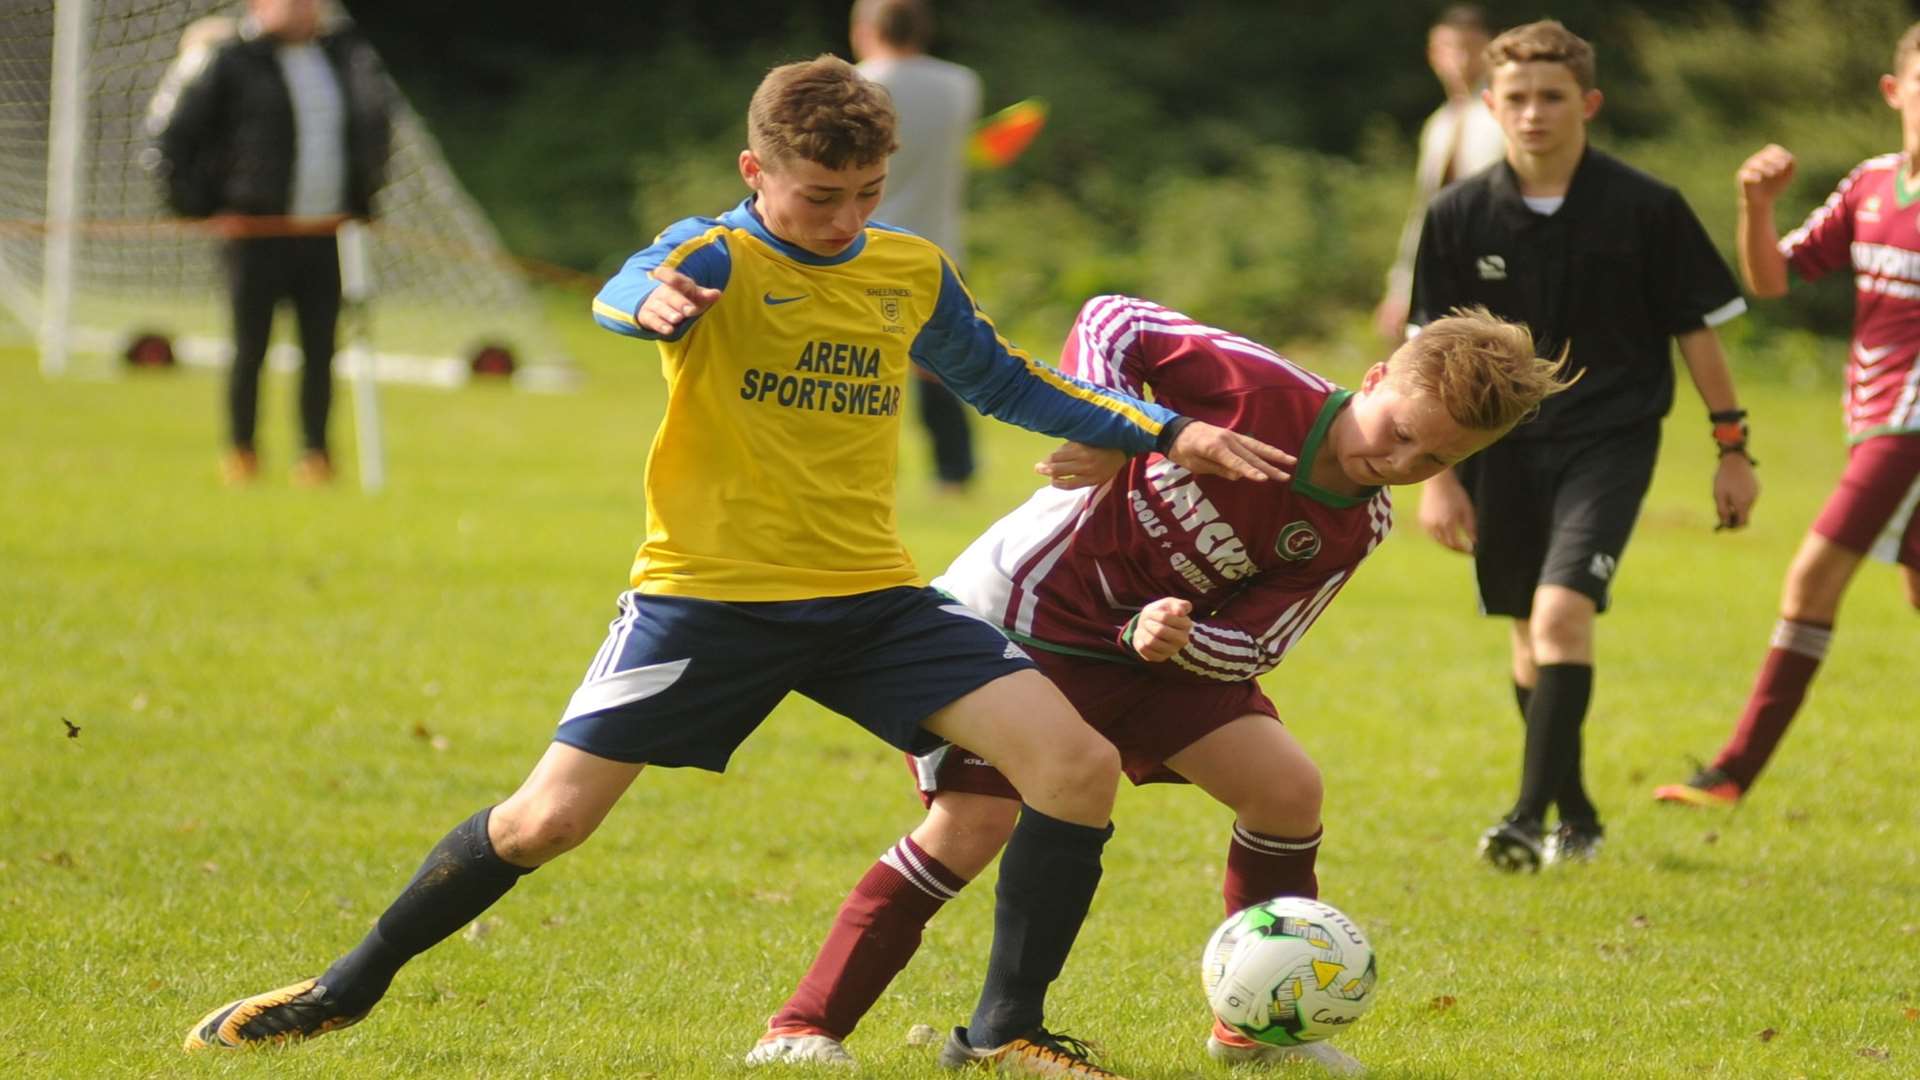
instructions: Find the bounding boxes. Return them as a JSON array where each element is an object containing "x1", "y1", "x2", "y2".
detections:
[{"x1": 357, "y1": 0, "x2": 1916, "y2": 357}]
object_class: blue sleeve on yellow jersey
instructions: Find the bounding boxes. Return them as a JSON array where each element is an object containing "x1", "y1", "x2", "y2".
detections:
[
  {"x1": 911, "y1": 258, "x2": 1176, "y2": 454},
  {"x1": 592, "y1": 217, "x2": 733, "y2": 342}
]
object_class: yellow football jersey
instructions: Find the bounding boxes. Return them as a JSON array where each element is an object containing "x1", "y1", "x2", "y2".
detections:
[{"x1": 594, "y1": 198, "x2": 1173, "y2": 602}]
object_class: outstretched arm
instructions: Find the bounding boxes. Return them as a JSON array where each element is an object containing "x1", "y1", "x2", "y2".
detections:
[{"x1": 917, "y1": 273, "x2": 1294, "y2": 481}]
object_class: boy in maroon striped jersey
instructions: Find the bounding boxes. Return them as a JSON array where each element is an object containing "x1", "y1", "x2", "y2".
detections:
[
  {"x1": 747, "y1": 295, "x2": 1568, "y2": 1074},
  {"x1": 1655, "y1": 24, "x2": 1920, "y2": 808}
]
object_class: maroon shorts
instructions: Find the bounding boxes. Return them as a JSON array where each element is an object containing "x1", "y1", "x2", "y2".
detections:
[
  {"x1": 1810, "y1": 433, "x2": 1920, "y2": 569},
  {"x1": 908, "y1": 646, "x2": 1279, "y2": 805}
]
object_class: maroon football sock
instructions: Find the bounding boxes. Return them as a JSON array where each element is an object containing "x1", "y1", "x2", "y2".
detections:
[
  {"x1": 1222, "y1": 823, "x2": 1322, "y2": 913},
  {"x1": 1711, "y1": 619, "x2": 1831, "y2": 790},
  {"x1": 770, "y1": 835, "x2": 964, "y2": 1040}
]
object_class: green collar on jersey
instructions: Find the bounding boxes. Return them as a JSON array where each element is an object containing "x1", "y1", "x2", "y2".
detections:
[
  {"x1": 1291, "y1": 390, "x2": 1378, "y2": 509},
  {"x1": 1898, "y1": 161, "x2": 1920, "y2": 209}
]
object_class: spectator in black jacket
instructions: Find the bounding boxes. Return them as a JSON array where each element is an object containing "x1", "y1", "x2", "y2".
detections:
[{"x1": 154, "y1": 0, "x2": 393, "y2": 486}]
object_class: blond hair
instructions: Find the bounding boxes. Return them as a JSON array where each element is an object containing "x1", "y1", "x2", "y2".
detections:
[
  {"x1": 748, "y1": 55, "x2": 898, "y2": 170},
  {"x1": 1486, "y1": 19, "x2": 1596, "y2": 92},
  {"x1": 1391, "y1": 306, "x2": 1571, "y2": 433}
]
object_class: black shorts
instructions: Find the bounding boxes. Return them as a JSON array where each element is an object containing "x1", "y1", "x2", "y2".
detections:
[{"x1": 1455, "y1": 420, "x2": 1660, "y2": 618}]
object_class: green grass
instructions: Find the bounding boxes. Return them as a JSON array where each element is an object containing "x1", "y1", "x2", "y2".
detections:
[{"x1": 2, "y1": 319, "x2": 1915, "y2": 1079}]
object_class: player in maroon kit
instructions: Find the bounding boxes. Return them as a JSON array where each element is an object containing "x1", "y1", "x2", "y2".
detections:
[
  {"x1": 1654, "y1": 25, "x2": 1920, "y2": 808},
  {"x1": 745, "y1": 295, "x2": 1569, "y2": 1075}
]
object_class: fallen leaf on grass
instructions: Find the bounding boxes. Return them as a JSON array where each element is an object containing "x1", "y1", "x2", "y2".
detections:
[
  {"x1": 199, "y1": 861, "x2": 219, "y2": 875},
  {"x1": 1629, "y1": 914, "x2": 1652, "y2": 929},
  {"x1": 147, "y1": 978, "x2": 163, "y2": 991},
  {"x1": 1758, "y1": 1028, "x2": 1776, "y2": 1042},
  {"x1": 906, "y1": 1023, "x2": 940, "y2": 1046},
  {"x1": 1857, "y1": 1047, "x2": 1889, "y2": 1060},
  {"x1": 1902, "y1": 1007, "x2": 1917, "y2": 1022},
  {"x1": 1702, "y1": 831, "x2": 1718, "y2": 845},
  {"x1": 463, "y1": 917, "x2": 502, "y2": 943},
  {"x1": 1429, "y1": 995, "x2": 1457, "y2": 1011},
  {"x1": 36, "y1": 851, "x2": 74, "y2": 868}
]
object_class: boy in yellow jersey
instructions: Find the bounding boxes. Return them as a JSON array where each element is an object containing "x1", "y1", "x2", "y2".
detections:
[{"x1": 182, "y1": 56, "x2": 1289, "y2": 1078}]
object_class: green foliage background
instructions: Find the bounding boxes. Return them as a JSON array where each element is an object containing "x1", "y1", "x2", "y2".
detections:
[{"x1": 382, "y1": 0, "x2": 1912, "y2": 351}]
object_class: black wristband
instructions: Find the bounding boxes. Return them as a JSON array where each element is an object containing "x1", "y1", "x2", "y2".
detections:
[
  {"x1": 1154, "y1": 415, "x2": 1195, "y2": 455},
  {"x1": 1708, "y1": 408, "x2": 1749, "y2": 424},
  {"x1": 1717, "y1": 442, "x2": 1757, "y2": 466}
]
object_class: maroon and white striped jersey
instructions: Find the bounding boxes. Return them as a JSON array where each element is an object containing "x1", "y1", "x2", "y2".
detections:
[
  {"x1": 1781, "y1": 153, "x2": 1920, "y2": 442},
  {"x1": 935, "y1": 295, "x2": 1392, "y2": 684}
]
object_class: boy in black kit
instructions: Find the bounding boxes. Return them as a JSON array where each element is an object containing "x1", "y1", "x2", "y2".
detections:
[{"x1": 1409, "y1": 19, "x2": 1761, "y2": 871}]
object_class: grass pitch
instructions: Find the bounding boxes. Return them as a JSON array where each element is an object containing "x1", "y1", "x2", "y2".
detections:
[{"x1": 1, "y1": 315, "x2": 1914, "y2": 1079}]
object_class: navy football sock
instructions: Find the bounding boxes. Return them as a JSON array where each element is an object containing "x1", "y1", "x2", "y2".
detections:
[
  {"x1": 320, "y1": 807, "x2": 531, "y2": 1013},
  {"x1": 965, "y1": 807, "x2": 1111, "y2": 1049}
]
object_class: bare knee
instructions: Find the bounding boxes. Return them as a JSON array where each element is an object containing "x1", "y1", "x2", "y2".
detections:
[
  {"x1": 488, "y1": 799, "x2": 599, "y2": 867},
  {"x1": 1529, "y1": 588, "x2": 1596, "y2": 664},
  {"x1": 1230, "y1": 755, "x2": 1323, "y2": 837}
]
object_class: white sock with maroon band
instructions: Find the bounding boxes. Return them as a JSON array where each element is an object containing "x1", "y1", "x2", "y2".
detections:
[
  {"x1": 1224, "y1": 823, "x2": 1322, "y2": 912},
  {"x1": 770, "y1": 836, "x2": 966, "y2": 1039}
]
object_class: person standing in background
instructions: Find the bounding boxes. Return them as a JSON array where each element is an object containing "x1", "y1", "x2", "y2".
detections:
[
  {"x1": 154, "y1": 0, "x2": 393, "y2": 487},
  {"x1": 851, "y1": 0, "x2": 984, "y2": 494},
  {"x1": 1374, "y1": 5, "x2": 1505, "y2": 343}
]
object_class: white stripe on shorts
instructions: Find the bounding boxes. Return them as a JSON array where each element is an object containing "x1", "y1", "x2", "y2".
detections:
[{"x1": 559, "y1": 658, "x2": 692, "y2": 724}]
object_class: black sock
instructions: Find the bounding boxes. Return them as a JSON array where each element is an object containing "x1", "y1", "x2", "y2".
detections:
[
  {"x1": 1513, "y1": 682, "x2": 1533, "y2": 719},
  {"x1": 965, "y1": 807, "x2": 1112, "y2": 1049},
  {"x1": 1514, "y1": 681, "x2": 1595, "y2": 824},
  {"x1": 1508, "y1": 664, "x2": 1593, "y2": 827},
  {"x1": 319, "y1": 807, "x2": 532, "y2": 1013}
]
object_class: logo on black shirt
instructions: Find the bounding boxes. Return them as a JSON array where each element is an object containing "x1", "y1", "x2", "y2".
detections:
[{"x1": 1475, "y1": 254, "x2": 1507, "y2": 281}]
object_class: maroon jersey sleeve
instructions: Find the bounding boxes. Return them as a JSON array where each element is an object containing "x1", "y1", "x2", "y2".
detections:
[
  {"x1": 1781, "y1": 159, "x2": 1868, "y2": 282},
  {"x1": 1154, "y1": 559, "x2": 1363, "y2": 684},
  {"x1": 1058, "y1": 294, "x2": 1335, "y2": 415}
]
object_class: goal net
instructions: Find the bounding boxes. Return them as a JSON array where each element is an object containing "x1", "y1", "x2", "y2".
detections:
[{"x1": 0, "y1": 0, "x2": 573, "y2": 389}]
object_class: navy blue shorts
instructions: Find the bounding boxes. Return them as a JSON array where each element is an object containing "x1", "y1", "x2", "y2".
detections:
[{"x1": 553, "y1": 586, "x2": 1035, "y2": 769}]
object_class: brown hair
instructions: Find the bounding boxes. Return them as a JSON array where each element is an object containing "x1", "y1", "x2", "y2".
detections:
[
  {"x1": 1896, "y1": 21, "x2": 1920, "y2": 74},
  {"x1": 1486, "y1": 19, "x2": 1596, "y2": 92},
  {"x1": 1435, "y1": 4, "x2": 1488, "y2": 36},
  {"x1": 852, "y1": 0, "x2": 934, "y2": 50},
  {"x1": 1391, "y1": 306, "x2": 1571, "y2": 433},
  {"x1": 748, "y1": 55, "x2": 899, "y2": 170}
]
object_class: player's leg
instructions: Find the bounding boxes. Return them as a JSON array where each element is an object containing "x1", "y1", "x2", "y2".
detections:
[
  {"x1": 186, "y1": 590, "x2": 794, "y2": 1052},
  {"x1": 1454, "y1": 442, "x2": 1556, "y2": 870},
  {"x1": 795, "y1": 590, "x2": 1122, "y2": 1074},
  {"x1": 220, "y1": 236, "x2": 282, "y2": 483},
  {"x1": 1499, "y1": 425, "x2": 1654, "y2": 867},
  {"x1": 753, "y1": 779, "x2": 1018, "y2": 1065},
  {"x1": 184, "y1": 744, "x2": 642, "y2": 1051},
  {"x1": 921, "y1": 670, "x2": 1121, "y2": 1061},
  {"x1": 1160, "y1": 713, "x2": 1363, "y2": 1076},
  {"x1": 288, "y1": 234, "x2": 342, "y2": 481},
  {"x1": 1164, "y1": 714, "x2": 1324, "y2": 911},
  {"x1": 1662, "y1": 434, "x2": 1920, "y2": 804}
]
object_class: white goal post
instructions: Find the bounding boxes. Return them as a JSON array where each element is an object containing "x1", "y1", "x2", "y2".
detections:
[{"x1": 2, "y1": 0, "x2": 574, "y2": 394}]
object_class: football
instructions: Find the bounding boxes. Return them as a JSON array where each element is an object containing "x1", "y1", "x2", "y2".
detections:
[{"x1": 1201, "y1": 897, "x2": 1378, "y2": 1046}]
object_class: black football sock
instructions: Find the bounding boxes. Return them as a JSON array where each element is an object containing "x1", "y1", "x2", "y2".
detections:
[
  {"x1": 1513, "y1": 681, "x2": 1533, "y2": 719},
  {"x1": 1508, "y1": 663, "x2": 1593, "y2": 827},
  {"x1": 964, "y1": 806, "x2": 1111, "y2": 1049},
  {"x1": 319, "y1": 807, "x2": 532, "y2": 1013}
]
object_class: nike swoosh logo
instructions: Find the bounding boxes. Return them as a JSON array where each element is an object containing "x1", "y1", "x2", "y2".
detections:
[{"x1": 763, "y1": 292, "x2": 808, "y2": 305}]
